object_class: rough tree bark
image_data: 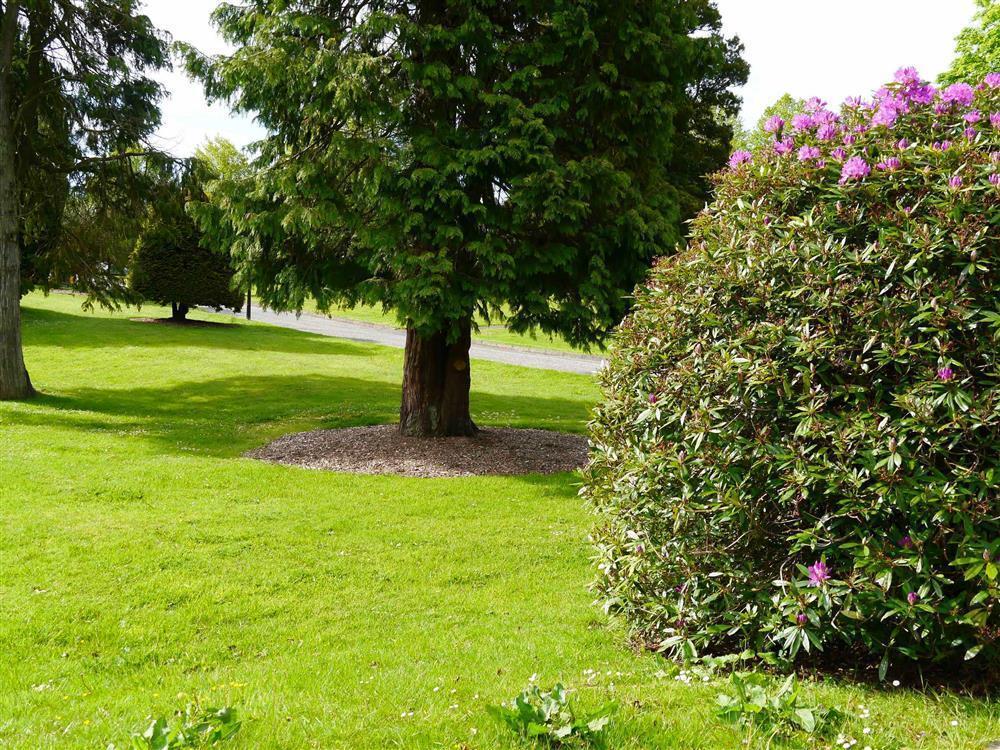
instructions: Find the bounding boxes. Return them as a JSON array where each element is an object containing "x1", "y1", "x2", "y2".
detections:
[
  {"x1": 0, "y1": 0, "x2": 33, "y2": 401},
  {"x1": 399, "y1": 320, "x2": 477, "y2": 437},
  {"x1": 170, "y1": 302, "x2": 189, "y2": 321}
]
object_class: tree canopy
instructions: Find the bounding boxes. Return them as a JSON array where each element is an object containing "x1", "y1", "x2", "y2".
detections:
[
  {"x1": 186, "y1": 0, "x2": 748, "y2": 435},
  {"x1": 941, "y1": 0, "x2": 1000, "y2": 84},
  {"x1": 0, "y1": 0, "x2": 169, "y2": 399}
]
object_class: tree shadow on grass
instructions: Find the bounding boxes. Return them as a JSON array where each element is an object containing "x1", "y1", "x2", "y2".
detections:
[
  {"x1": 6, "y1": 373, "x2": 594, "y2": 468},
  {"x1": 21, "y1": 306, "x2": 375, "y2": 358}
]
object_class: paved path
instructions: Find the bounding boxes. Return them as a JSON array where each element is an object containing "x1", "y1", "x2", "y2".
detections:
[{"x1": 223, "y1": 304, "x2": 606, "y2": 375}]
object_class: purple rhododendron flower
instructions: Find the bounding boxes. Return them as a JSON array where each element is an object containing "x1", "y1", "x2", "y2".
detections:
[
  {"x1": 932, "y1": 140, "x2": 952, "y2": 151},
  {"x1": 648, "y1": 393, "x2": 658, "y2": 404},
  {"x1": 817, "y1": 123, "x2": 838, "y2": 141},
  {"x1": 843, "y1": 134, "x2": 857, "y2": 145},
  {"x1": 892, "y1": 68, "x2": 938, "y2": 106},
  {"x1": 840, "y1": 156, "x2": 871, "y2": 183},
  {"x1": 808, "y1": 561, "x2": 831, "y2": 586},
  {"x1": 942, "y1": 82, "x2": 975, "y2": 107},
  {"x1": 908, "y1": 83, "x2": 937, "y2": 105},
  {"x1": 798, "y1": 145, "x2": 821, "y2": 162},
  {"x1": 938, "y1": 367, "x2": 955, "y2": 382},
  {"x1": 965, "y1": 127, "x2": 978, "y2": 139},
  {"x1": 872, "y1": 105, "x2": 900, "y2": 128},
  {"x1": 907, "y1": 592, "x2": 920, "y2": 606},
  {"x1": 791, "y1": 113, "x2": 815, "y2": 131},
  {"x1": 965, "y1": 110, "x2": 982, "y2": 123},
  {"x1": 991, "y1": 113, "x2": 1000, "y2": 128},
  {"x1": 831, "y1": 147, "x2": 847, "y2": 161},
  {"x1": 872, "y1": 92, "x2": 910, "y2": 128},
  {"x1": 990, "y1": 173, "x2": 1000, "y2": 186},
  {"x1": 895, "y1": 66, "x2": 921, "y2": 85},
  {"x1": 805, "y1": 96, "x2": 827, "y2": 112},
  {"x1": 764, "y1": 115, "x2": 785, "y2": 133},
  {"x1": 992, "y1": 151, "x2": 1000, "y2": 163},
  {"x1": 877, "y1": 157, "x2": 902, "y2": 171},
  {"x1": 986, "y1": 72, "x2": 1000, "y2": 88},
  {"x1": 949, "y1": 175, "x2": 964, "y2": 189},
  {"x1": 899, "y1": 535, "x2": 914, "y2": 549},
  {"x1": 813, "y1": 108, "x2": 839, "y2": 125},
  {"x1": 729, "y1": 150, "x2": 753, "y2": 168},
  {"x1": 773, "y1": 137, "x2": 795, "y2": 155},
  {"x1": 896, "y1": 138, "x2": 910, "y2": 150},
  {"x1": 796, "y1": 613, "x2": 808, "y2": 626}
]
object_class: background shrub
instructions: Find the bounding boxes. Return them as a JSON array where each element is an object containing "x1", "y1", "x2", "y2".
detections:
[
  {"x1": 585, "y1": 70, "x2": 1000, "y2": 675},
  {"x1": 130, "y1": 213, "x2": 242, "y2": 321},
  {"x1": 128, "y1": 158, "x2": 243, "y2": 321}
]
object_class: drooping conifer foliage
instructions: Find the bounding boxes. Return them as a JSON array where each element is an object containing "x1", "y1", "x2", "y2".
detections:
[
  {"x1": 185, "y1": 0, "x2": 748, "y2": 436},
  {"x1": 0, "y1": 0, "x2": 168, "y2": 399}
]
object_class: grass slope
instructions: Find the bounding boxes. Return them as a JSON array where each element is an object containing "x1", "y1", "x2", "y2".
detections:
[{"x1": 0, "y1": 293, "x2": 997, "y2": 749}]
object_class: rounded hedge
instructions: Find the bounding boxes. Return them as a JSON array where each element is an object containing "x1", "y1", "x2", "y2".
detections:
[
  {"x1": 130, "y1": 215, "x2": 243, "y2": 316},
  {"x1": 585, "y1": 70, "x2": 1000, "y2": 674}
]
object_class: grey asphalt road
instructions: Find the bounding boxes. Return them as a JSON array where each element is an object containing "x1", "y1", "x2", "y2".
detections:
[{"x1": 220, "y1": 304, "x2": 606, "y2": 375}]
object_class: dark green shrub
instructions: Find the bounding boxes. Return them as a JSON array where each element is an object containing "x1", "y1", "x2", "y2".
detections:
[
  {"x1": 585, "y1": 70, "x2": 1000, "y2": 674},
  {"x1": 130, "y1": 214, "x2": 242, "y2": 320}
]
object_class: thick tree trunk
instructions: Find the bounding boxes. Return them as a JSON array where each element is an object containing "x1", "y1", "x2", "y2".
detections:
[
  {"x1": 171, "y1": 302, "x2": 189, "y2": 322},
  {"x1": 399, "y1": 321, "x2": 478, "y2": 437},
  {"x1": 0, "y1": 16, "x2": 34, "y2": 401}
]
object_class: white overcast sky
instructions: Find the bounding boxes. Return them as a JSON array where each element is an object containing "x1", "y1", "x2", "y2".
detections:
[{"x1": 143, "y1": 0, "x2": 979, "y2": 157}]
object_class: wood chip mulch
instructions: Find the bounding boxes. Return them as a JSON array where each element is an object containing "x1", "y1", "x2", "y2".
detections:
[{"x1": 245, "y1": 424, "x2": 589, "y2": 478}]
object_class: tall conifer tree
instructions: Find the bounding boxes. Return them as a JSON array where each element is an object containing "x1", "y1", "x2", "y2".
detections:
[
  {"x1": 0, "y1": 0, "x2": 168, "y2": 399},
  {"x1": 188, "y1": 0, "x2": 747, "y2": 435}
]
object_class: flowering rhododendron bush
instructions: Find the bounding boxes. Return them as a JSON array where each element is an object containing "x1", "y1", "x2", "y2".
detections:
[{"x1": 585, "y1": 69, "x2": 1000, "y2": 675}]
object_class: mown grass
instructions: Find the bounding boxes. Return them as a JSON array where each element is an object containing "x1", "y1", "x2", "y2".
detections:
[{"x1": 0, "y1": 293, "x2": 997, "y2": 749}]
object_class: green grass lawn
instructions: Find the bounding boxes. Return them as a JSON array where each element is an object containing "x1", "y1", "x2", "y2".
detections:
[
  {"x1": 1, "y1": 293, "x2": 997, "y2": 749},
  {"x1": 298, "y1": 298, "x2": 594, "y2": 355}
]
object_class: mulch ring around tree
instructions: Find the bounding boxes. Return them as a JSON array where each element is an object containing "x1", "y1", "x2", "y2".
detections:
[
  {"x1": 129, "y1": 317, "x2": 233, "y2": 328},
  {"x1": 246, "y1": 424, "x2": 590, "y2": 478}
]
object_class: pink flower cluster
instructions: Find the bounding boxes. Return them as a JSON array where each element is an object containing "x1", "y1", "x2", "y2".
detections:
[
  {"x1": 726, "y1": 68, "x2": 1000, "y2": 195},
  {"x1": 840, "y1": 156, "x2": 870, "y2": 183},
  {"x1": 808, "y1": 561, "x2": 831, "y2": 586},
  {"x1": 728, "y1": 150, "x2": 753, "y2": 169}
]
